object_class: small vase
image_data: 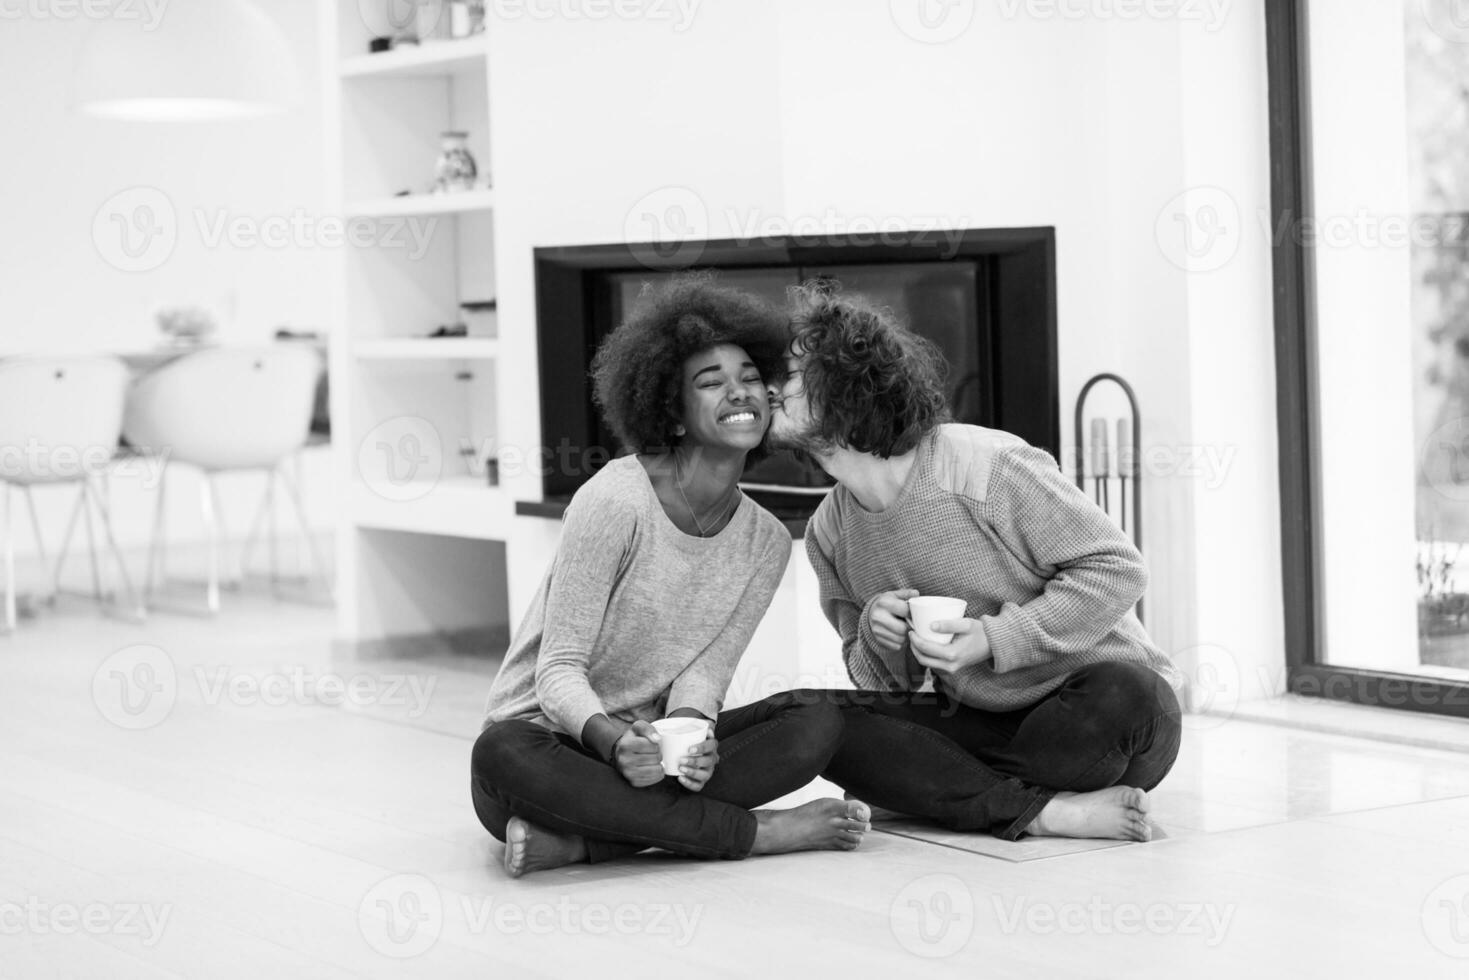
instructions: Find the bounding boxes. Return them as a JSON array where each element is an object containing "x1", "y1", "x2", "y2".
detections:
[{"x1": 434, "y1": 131, "x2": 478, "y2": 193}]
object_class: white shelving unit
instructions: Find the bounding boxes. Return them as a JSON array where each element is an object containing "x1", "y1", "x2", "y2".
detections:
[
  {"x1": 344, "y1": 188, "x2": 495, "y2": 219},
  {"x1": 322, "y1": 2, "x2": 512, "y2": 651}
]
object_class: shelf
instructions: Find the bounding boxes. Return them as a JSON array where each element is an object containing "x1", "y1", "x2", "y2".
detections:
[
  {"x1": 353, "y1": 338, "x2": 498, "y2": 360},
  {"x1": 339, "y1": 37, "x2": 488, "y2": 79},
  {"x1": 351, "y1": 476, "x2": 511, "y2": 540},
  {"x1": 344, "y1": 189, "x2": 494, "y2": 218}
]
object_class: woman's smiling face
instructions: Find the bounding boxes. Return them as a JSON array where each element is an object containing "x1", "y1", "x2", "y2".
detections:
[{"x1": 675, "y1": 343, "x2": 769, "y2": 452}]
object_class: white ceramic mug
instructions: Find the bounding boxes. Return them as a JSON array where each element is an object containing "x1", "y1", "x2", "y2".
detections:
[
  {"x1": 650, "y1": 717, "x2": 712, "y2": 776},
  {"x1": 907, "y1": 596, "x2": 968, "y2": 645}
]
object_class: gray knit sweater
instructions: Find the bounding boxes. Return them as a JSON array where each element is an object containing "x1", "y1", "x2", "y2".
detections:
[
  {"x1": 483, "y1": 455, "x2": 792, "y2": 739},
  {"x1": 806, "y1": 424, "x2": 1181, "y2": 711}
]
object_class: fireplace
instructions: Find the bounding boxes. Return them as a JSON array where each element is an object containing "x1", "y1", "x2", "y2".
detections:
[{"x1": 528, "y1": 228, "x2": 1058, "y2": 526}]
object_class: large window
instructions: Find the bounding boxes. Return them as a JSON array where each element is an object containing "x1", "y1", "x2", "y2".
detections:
[{"x1": 1273, "y1": 0, "x2": 1469, "y2": 716}]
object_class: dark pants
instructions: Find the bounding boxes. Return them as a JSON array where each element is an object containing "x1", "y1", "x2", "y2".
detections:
[
  {"x1": 823, "y1": 661, "x2": 1182, "y2": 841},
  {"x1": 470, "y1": 689, "x2": 844, "y2": 863}
]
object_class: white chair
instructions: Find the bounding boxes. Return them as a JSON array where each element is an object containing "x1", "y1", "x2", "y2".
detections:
[
  {"x1": 122, "y1": 345, "x2": 330, "y2": 614},
  {"x1": 0, "y1": 355, "x2": 143, "y2": 632}
]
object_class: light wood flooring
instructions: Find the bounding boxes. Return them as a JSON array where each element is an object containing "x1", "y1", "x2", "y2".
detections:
[{"x1": 4, "y1": 589, "x2": 1469, "y2": 978}]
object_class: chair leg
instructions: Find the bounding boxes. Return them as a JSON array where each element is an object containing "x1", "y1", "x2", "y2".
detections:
[
  {"x1": 277, "y1": 463, "x2": 333, "y2": 601},
  {"x1": 81, "y1": 480, "x2": 104, "y2": 602},
  {"x1": 50, "y1": 483, "x2": 86, "y2": 598},
  {"x1": 85, "y1": 476, "x2": 145, "y2": 624},
  {"x1": 239, "y1": 480, "x2": 267, "y2": 580},
  {"x1": 145, "y1": 467, "x2": 167, "y2": 600},
  {"x1": 2, "y1": 484, "x2": 15, "y2": 634},
  {"x1": 21, "y1": 486, "x2": 51, "y2": 606},
  {"x1": 201, "y1": 475, "x2": 220, "y2": 615}
]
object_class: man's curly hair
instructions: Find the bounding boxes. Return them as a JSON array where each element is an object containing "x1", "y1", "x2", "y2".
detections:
[
  {"x1": 591, "y1": 273, "x2": 791, "y2": 454},
  {"x1": 788, "y1": 282, "x2": 951, "y2": 457}
]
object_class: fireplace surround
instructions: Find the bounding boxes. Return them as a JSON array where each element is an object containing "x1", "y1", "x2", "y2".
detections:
[{"x1": 525, "y1": 228, "x2": 1058, "y2": 527}]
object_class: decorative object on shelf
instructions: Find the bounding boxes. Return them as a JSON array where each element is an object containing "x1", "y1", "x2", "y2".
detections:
[
  {"x1": 449, "y1": 0, "x2": 477, "y2": 37},
  {"x1": 460, "y1": 299, "x2": 497, "y2": 338},
  {"x1": 154, "y1": 305, "x2": 219, "y2": 348},
  {"x1": 1073, "y1": 373, "x2": 1143, "y2": 622},
  {"x1": 415, "y1": 0, "x2": 448, "y2": 42},
  {"x1": 433, "y1": 131, "x2": 479, "y2": 193},
  {"x1": 368, "y1": 36, "x2": 393, "y2": 53},
  {"x1": 70, "y1": 0, "x2": 298, "y2": 121}
]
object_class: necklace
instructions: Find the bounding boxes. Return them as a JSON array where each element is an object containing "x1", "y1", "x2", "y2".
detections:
[{"x1": 674, "y1": 451, "x2": 740, "y2": 537}]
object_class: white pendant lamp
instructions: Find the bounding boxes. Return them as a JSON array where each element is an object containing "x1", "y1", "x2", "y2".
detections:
[{"x1": 71, "y1": 0, "x2": 298, "y2": 122}]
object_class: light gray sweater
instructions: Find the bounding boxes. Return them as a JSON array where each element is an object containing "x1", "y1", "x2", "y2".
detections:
[
  {"x1": 482, "y1": 455, "x2": 792, "y2": 739},
  {"x1": 806, "y1": 424, "x2": 1182, "y2": 711}
]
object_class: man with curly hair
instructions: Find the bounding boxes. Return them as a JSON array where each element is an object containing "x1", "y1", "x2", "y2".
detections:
[
  {"x1": 767, "y1": 284, "x2": 1184, "y2": 843},
  {"x1": 471, "y1": 276, "x2": 871, "y2": 877}
]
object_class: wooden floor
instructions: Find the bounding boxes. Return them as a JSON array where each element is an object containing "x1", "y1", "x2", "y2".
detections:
[{"x1": 4, "y1": 589, "x2": 1469, "y2": 978}]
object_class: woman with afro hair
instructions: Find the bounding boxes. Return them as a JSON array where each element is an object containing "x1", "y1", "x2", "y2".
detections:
[{"x1": 471, "y1": 275, "x2": 870, "y2": 877}]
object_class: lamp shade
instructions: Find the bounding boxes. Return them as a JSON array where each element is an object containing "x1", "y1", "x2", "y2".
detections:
[{"x1": 70, "y1": 0, "x2": 298, "y2": 121}]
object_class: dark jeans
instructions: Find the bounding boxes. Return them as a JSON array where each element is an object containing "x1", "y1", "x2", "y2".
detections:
[
  {"x1": 823, "y1": 661, "x2": 1182, "y2": 841},
  {"x1": 470, "y1": 689, "x2": 844, "y2": 863}
]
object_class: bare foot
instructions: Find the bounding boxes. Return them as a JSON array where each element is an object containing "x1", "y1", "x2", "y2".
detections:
[
  {"x1": 750, "y1": 799, "x2": 871, "y2": 855},
  {"x1": 503, "y1": 816, "x2": 589, "y2": 878},
  {"x1": 844, "y1": 791, "x2": 911, "y2": 823},
  {"x1": 1027, "y1": 786, "x2": 1152, "y2": 842}
]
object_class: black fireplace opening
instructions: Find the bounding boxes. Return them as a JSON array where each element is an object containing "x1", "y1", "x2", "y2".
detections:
[{"x1": 530, "y1": 228, "x2": 1058, "y2": 525}]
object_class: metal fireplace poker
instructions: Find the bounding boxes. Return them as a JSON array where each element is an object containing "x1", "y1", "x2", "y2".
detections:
[{"x1": 1072, "y1": 372, "x2": 1143, "y2": 623}]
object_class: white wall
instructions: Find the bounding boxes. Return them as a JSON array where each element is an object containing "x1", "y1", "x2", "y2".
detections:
[
  {"x1": 0, "y1": 0, "x2": 335, "y2": 572},
  {"x1": 488, "y1": 0, "x2": 1288, "y2": 702}
]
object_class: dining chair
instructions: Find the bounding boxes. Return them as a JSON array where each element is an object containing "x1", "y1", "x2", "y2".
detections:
[
  {"x1": 122, "y1": 344, "x2": 330, "y2": 614},
  {"x1": 0, "y1": 355, "x2": 143, "y2": 633}
]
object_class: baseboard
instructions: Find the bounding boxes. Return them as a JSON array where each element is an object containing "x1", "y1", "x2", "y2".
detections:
[
  {"x1": 332, "y1": 624, "x2": 510, "y2": 665},
  {"x1": 1204, "y1": 693, "x2": 1469, "y2": 754}
]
